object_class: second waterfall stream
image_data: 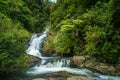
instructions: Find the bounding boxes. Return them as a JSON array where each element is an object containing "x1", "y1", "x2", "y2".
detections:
[{"x1": 26, "y1": 28, "x2": 120, "y2": 80}]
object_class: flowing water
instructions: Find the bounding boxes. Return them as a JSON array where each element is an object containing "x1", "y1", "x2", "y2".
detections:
[
  {"x1": 1, "y1": 28, "x2": 120, "y2": 80},
  {"x1": 25, "y1": 28, "x2": 120, "y2": 80}
]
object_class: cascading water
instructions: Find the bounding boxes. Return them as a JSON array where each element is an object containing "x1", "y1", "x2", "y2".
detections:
[
  {"x1": 26, "y1": 28, "x2": 49, "y2": 57},
  {"x1": 26, "y1": 28, "x2": 120, "y2": 80}
]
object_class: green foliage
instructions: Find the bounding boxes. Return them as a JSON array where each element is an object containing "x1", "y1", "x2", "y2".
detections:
[
  {"x1": 81, "y1": 1, "x2": 112, "y2": 27},
  {"x1": 101, "y1": 29, "x2": 120, "y2": 63},
  {"x1": 50, "y1": 0, "x2": 109, "y2": 27},
  {"x1": 56, "y1": 19, "x2": 83, "y2": 30},
  {"x1": 0, "y1": 0, "x2": 49, "y2": 32},
  {"x1": 0, "y1": 13, "x2": 30, "y2": 72},
  {"x1": 85, "y1": 26, "x2": 106, "y2": 55},
  {"x1": 0, "y1": 0, "x2": 50, "y2": 73},
  {"x1": 46, "y1": 0, "x2": 120, "y2": 64},
  {"x1": 50, "y1": 6, "x2": 66, "y2": 27},
  {"x1": 50, "y1": 0, "x2": 85, "y2": 27},
  {"x1": 82, "y1": 1, "x2": 120, "y2": 63},
  {"x1": 43, "y1": 32, "x2": 56, "y2": 52},
  {"x1": 60, "y1": 25, "x2": 75, "y2": 32},
  {"x1": 109, "y1": 0, "x2": 120, "y2": 28},
  {"x1": 45, "y1": 19, "x2": 84, "y2": 56},
  {"x1": 53, "y1": 31, "x2": 73, "y2": 54}
]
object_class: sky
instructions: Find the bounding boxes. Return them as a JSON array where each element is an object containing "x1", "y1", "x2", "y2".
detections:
[{"x1": 50, "y1": 0, "x2": 56, "y2": 3}]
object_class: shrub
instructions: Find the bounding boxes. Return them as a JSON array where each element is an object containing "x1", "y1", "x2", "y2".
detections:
[{"x1": 0, "y1": 13, "x2": 30, "y2": 72}]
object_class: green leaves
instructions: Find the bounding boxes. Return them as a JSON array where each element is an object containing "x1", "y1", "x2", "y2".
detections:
[
  {"x1": 85, "y1": 26, "x2": 106, "y2": 42},
  {"x1": 0, "y1": 0, "x2": 50, "y2": 72},
  {"x1": 53, "y1": 31, "x2": 73, "y2": 54},
  {"x1": 0, "y1": 12, "x2": 30, "y2": 72},
  {"x1": 44, "y1": 19, "x2": 84, "y2": 56},
  {"x1": 82, "y1": 1, "x2": 112, "y2": 27},
  {"x1": 0, "y1": 0, "x2": 48, "y2": 33},
  {"x1": 85, "y1": 26, "x2": 106, "y2": 55},
  {"x1": 61, "y1": 25, "x2": 75, "y2": 32},
  {"x1": 47, "y1": 0, "x2": 120, "y2": 64}
]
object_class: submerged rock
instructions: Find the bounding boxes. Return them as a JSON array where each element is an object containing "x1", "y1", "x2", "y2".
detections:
[
  {"x1": 33, "y1": 72, "x2": 93, "y2": 80},
  {"x1": 46, "y1": 71, "x2": 72, "y2": 78},
  {"x1": 33, "y1": 71, "x2": 94, "y2": 80},
  {"x1": 70, "y1": 56, "x2": 120, "y2": 76},
  {"x1": 67, "y1": 76, "x2": 94, "y2": 80}
]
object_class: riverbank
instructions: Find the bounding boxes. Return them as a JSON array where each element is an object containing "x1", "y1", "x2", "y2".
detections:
[{"x1": 70, "y1": 56, "x2": 120, "y2": 76}]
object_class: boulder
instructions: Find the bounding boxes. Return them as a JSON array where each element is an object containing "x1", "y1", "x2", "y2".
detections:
[
  {"x1": 70, "y1": 56, "x2": 86, "y2": 68},
  {"x1": 85, "y1": 60, "x2": 120, "y2": 75},
  {"x1": 26, "y1": 55, "x2": 40, "y2": 67},
  {"x1": 33, "y1": 78, "x2": 46, "y2": 80}
]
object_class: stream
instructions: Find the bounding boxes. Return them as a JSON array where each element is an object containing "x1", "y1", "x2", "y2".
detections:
[{"x1": 1, "y1": 28, "x2": 120, "y2": 80}]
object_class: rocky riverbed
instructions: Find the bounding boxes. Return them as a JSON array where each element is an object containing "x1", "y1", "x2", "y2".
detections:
[
  {"x1": 33, "y1": 76, "x2": 93, "y2": 80},
  {"x1": 30, "y1": 51, "x2": 120, "y2": 76},
  {"x1": 33, "y1": 71, "x2": 94, "y2": 80},
  {"x1": 70, "y1": 56, "x2": 120, "y2": 76}
]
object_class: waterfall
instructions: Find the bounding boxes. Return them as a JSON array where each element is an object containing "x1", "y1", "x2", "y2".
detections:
[
  {"x1": 25, "y1": 28, "x2": 71, "y2": 74},
  {"x1": 26, "y1": 28, "x2": 49, "y2": 58},
  {"x1": 26, "y1": 28, "x2": 120, "y2": 80}
]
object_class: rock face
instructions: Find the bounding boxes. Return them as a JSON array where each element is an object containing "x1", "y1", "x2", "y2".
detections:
[{"x1": 70, "y1": 56, "x2": 120, "y2": 76}]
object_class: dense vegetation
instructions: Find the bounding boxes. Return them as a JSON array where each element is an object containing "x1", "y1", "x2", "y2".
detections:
[
  {"x1": 44, "y1": 0, "x2": 120, "y2": 65},
  {"x1": 0, "y1": 0, "x2": 120, "y2": 74},
  {"x1": 0, "y1": 0, "x2": 50, "y2": 73}
]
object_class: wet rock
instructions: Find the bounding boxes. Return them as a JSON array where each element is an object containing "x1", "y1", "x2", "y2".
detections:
[
  {"x1": 46, "y1": 71, "x2": 72, "y2": 78},
  {"x1": 85, "y1": 60, "x2": 120, "y2": 75},
  {"x1": 32, "y1": 71, "x2": 71, "y2": 80},
  {"x1": 71, "y1": 56, "x2": 85, "y2": 68},
  {"x1": 27, "y1": 55, "x2": 40, "y2": 67},
  {"x1": 32, "y1": 71, "x2": 95, "y2": 80},
  {"x1": 48, "y1": 78, "x2": 55, "y2": 80},
  {"x1": 70, "y1": 56, "x2": 120, "y2": 75},
  {"x1": 67, "y1": 76, "x2": 94, "y2": 80},
  {"x1": 33, "y1": 78, "x2": 46, "y2": 80}
]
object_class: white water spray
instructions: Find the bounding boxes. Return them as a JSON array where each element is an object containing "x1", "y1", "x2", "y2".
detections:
[{"x1": 26, "y1": 28, "x2": 49, "y2": 57}]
